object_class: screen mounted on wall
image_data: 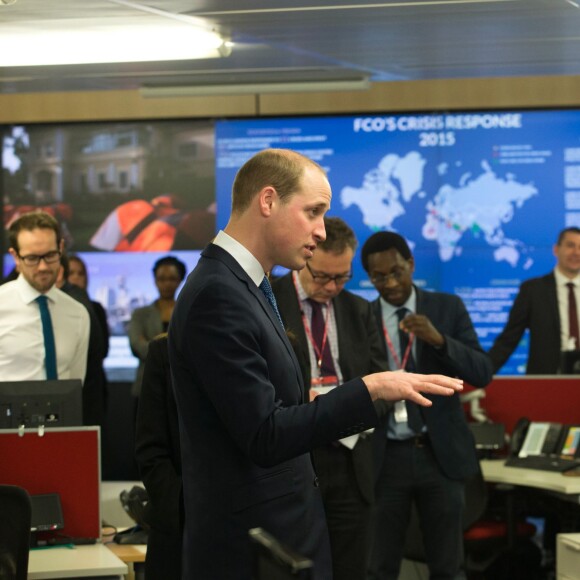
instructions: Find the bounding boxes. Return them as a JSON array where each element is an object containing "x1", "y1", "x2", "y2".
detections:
[
  {"x1": 2, "y1": 120, "x2": 215, "y2": 380},
  {"x1": 215, "y1": 110, "x2": 580, "y2": 375}
]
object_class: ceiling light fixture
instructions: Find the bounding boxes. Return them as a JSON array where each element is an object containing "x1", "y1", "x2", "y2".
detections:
[
  {"x1": 139, "y1": 78, "x2": 371, "y2": 98},
  {"x1": 0, "y1": 21, "x2": 230, "y2": 67}
]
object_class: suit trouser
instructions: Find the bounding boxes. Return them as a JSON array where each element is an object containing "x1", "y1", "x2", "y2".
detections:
[
  {"x1": 313, "y1": 442, "x2": 373, "y2": 580},
  {"x1": 368, "y1": 437, "x2": 466, "y2": 580}
]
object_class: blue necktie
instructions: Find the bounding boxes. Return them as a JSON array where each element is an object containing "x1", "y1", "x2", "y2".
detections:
[
  {"x1": 36, "y1": 295, "x2": 58, "y2": 380},
  {"x1": 396, "y1": 307, "x2": 423, "y2": 433},
  {"x1": 259, "y1": 276, "x2": 284, "y2": 328}
]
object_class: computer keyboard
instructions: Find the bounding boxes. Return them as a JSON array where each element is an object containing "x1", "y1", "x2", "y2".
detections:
[{"x1": 505, "y1": 455, "x2": 580, "y2": 472}]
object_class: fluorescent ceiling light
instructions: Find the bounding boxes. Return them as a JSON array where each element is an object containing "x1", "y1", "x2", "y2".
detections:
[
  {"x1": 0, "y1": 21, "x2": 230, "y2": 67},
  {"x1": 140, "y1": 78, "x2": 371, "y2": 98}
]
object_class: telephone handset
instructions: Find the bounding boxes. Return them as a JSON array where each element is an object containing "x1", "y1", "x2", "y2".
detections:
[
  {"x1": 509, "y1": 417, "x2": 530, "y2": 456},
  {"x1": 510, "y1": 418, "x2": 564, "y2": 458}
]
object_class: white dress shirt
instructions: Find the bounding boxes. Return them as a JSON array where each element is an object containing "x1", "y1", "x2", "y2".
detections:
[{"x1": 0, "y1": 275, "x2": 90, "y2": 382}]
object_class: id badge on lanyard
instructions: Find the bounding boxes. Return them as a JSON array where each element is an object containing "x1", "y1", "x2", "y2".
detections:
[{"x1": 311, "y1": 374, "x2": 339, "y2": 395}]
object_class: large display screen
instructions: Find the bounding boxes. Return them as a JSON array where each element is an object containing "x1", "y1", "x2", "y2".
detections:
[
  {"x1": 2, "y1": 121, "x2": 214, "y2": 380},
  {"x1": 4, "y1": 110, "x2": 580, "y2": 378},
  {"x1": 216, "y1": 111, "x2": 580, "y2": 374}
]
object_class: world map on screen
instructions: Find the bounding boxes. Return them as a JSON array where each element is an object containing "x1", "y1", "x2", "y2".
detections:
[
  {"x1": 215, "y1": 110, "x2": 580, "y2": 374},
  {"x1": 341, "y1": 154, "x2": 538, "y2": 267}
]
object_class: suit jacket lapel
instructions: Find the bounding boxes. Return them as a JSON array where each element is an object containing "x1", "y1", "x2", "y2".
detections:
[
  {"x1": 273, "y1": 275, "x2": 312, "y2": 378},
  {"x1": 413, "y1": 286, "x2": 425, "y2": 363},
  {"x1": 203, "y1": 245, "x2": 305, "y2": 399},
  {"x1": 547, "y1": 273, "x2": 561, "y2": 337}
]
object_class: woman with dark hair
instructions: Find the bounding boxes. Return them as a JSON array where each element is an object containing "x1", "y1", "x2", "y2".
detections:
[
  {"x1": 67, "y1": 254, "x2": 110, "y2": 359},
  {"x1": 128, "y1": 256, "x2": 186, "y2": 397}
]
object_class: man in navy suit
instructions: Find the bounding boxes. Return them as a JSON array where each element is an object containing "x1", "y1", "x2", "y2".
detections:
[
  {"x1": 489, "y1": 226, "x2": 580, "y2": 374},
  {"x1": 361, "y1": 231, "x2": 492, "y2": 580},
  {"x1": 168, "y1": 149, "x2": 464, "y2": 580},
  {"x1": 273, "y1": 216, "x2": 389, "y2": 580}
]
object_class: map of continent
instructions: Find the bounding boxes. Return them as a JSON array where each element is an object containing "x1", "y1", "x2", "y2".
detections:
[
  {"x1": 340, "y1": 152, "x2": 426, "y2": 231},
  {"x1": 422, "y1": 160, "x2": 538, "y2": 265}
]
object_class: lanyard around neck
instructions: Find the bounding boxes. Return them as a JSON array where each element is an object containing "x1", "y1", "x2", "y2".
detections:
[{"x1": 382, "y1": 320, "x2": 414, "y2": 371}]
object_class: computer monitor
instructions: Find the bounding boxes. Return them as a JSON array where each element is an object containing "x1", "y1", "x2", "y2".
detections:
[
  {"x1": 30, "y1": 493, "x2": 65, "y2": 532},
  {"x1": 0, "y1": 380, "x2": 83, "y2": 428}
]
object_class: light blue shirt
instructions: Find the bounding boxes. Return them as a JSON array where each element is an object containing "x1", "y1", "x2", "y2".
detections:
[{"x1": 379, "y1": 289, "x2": 427, "y2": 439}]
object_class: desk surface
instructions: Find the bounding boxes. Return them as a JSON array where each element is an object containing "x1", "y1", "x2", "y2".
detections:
[
  {"x1": 106, "y1": 542, "x2": 146, "y2": 563},
  {"x1": 28, "y1": 544, "x2": 128, "y2": 579},
  {"x1": 481, "y1": 459, "x2": 580, "y2": 496}
]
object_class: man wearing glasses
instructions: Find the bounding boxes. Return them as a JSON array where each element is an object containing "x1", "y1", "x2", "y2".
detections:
[
  {"x1": 272, "y1": 216, "x2": 389, "y2": 580},
  {"x1": 0, "y1": 211, "x2": 89, "y2": 382},
  {"x1": 361, "y1": 231, "x2": 492, "y2": 580}
]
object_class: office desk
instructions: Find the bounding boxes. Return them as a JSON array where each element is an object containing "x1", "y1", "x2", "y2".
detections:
[
  {"x1": 481, "y1": 458, "x2": 580, "y2": 574},
  {"x1": 28, "y1": 544, "x2": 128, "y2": 579},
  {"x1": 481, "y1": 459, "x2": 580, "y2": 498}
]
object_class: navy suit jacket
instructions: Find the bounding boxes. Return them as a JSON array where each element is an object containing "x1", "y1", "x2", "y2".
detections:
[
  {"x1": 372, "y1": 287, "x2": 493, "y2": 481},
  {"x1": 272, "y1": 273, "x2": 389, "y2": 504},
  {"x1": 488, "y1": 272, "x2": 561, "y2": 374},
  {"x1": 169, "y1": 244, "x2": 378, "y2": 580}
]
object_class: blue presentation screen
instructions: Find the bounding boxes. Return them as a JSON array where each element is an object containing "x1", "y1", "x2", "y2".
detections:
[{"x1": 216, "y1": 110, "x2": 580, "y2": 375}]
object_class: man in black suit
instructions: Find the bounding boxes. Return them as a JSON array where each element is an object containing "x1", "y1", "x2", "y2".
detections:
[
  {"x1": 135, "y1": 334, "x2": 182, "y2": 580},
  {"x1": 361, "y1": 231, "x2": 492, "y2": 580},
  {"x1": 489, "y1": 226, "x2": 580, "y2": 374},
  {"x1": 273, "y1": 216, "x2": 388, "y2": 580},
  {"x1": 168, "y1": 148, "x2": 464, "y2": 580}
]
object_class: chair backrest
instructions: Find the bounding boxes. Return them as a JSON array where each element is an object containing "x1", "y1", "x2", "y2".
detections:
[{"x1": 0, "y1": 485, "x2": 31, "y2": 580}]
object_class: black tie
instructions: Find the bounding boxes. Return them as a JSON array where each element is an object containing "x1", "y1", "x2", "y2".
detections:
[
  {"x1": 396, "y1": 307, "x2": 416, "y2": 371},
  {"x1": 308, "y1": 299, "x2": 337, "y2": 377},
  {"x1": 396, "y1": 307, "x2": 423, "y2": 433},
  {"x1": 259, "y1": 276, "x2": 284, "y2": 329},
  {"x1": 36, "y1": 295, "x2": 58, "y2": 380}
]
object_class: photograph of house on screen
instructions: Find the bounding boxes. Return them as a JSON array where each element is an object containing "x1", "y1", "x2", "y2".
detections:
[{"x1": 2, "y1": 121, "x2": 216, "y2": 252}]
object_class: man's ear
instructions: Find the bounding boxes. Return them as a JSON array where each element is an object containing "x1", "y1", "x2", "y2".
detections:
[
  {"x1": 8, "y1": 247, "x2": 17, "y2": 261},
  {"x1": 258, "y1": 186, "x2": 277, "y2": 217},
  {"x1": 59, "y1": 238, "x2": 65, "y2": 253}
]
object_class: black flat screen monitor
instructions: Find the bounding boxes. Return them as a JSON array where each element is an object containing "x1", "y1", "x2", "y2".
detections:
[
  {"x1": 30, "y1": 493, "x2": 65, "y2": 532},
  {"x1": 0, "y1": 379, "x2": 83, "y2": 428}
]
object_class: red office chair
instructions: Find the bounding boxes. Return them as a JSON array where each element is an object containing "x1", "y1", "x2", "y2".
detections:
[
  {"x1": 0, "y1": 484, "x2": 32, "y2": 580},
  {"x1": 402, "y1": 470, "x2": 538, "y2": 579}
]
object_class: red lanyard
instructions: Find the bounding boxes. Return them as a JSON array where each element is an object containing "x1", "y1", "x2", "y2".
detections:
[{"x1": 382, "y1": 321, "x2": 414, "y2": 371}]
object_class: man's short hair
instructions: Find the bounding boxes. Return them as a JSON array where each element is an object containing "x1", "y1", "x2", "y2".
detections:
[
  {"x1": 8, "y1": 211, "x2": 61, "y2": 253},
  {"x1": 319, "y1": 216, "x2": 358, "y2": 254},
  {"x1": 557, "y1": 227, "x2": 580, "y2": 246},
  {"x1": 231, "y1": 149, "x2": 325, "y2": 215},
  {"x1": 361, "y1": 231, "x2": 412, "y2": 272}
]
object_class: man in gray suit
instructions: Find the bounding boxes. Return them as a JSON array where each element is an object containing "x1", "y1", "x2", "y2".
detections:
[{"x1": 273, "y1": 216, "x2": 389, "y2": 580}]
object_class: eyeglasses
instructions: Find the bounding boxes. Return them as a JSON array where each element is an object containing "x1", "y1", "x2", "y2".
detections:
[
  {"x1": 306, "y1": 262, "x2": 352, "y2": 285},
  {"x1": 370, "y1": 268, "x2": 407, "y2": 286},
  {"x1": 17, "y1": 250, "x2": 61, "y2": 267}
]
